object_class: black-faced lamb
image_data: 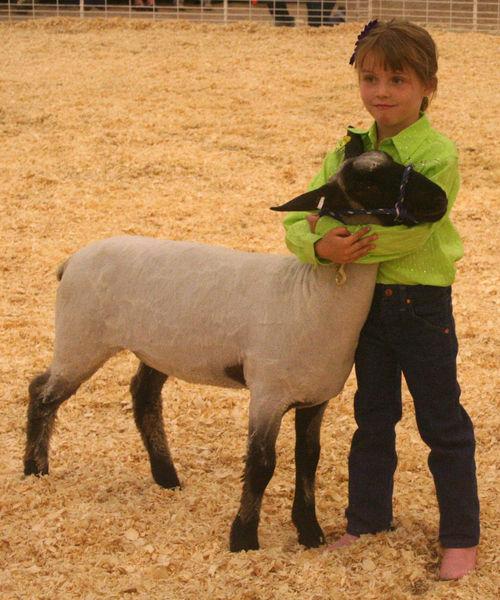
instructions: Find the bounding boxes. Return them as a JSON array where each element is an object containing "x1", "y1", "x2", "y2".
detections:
[{"x1": 24, "y1": 135, "x2": 447, "y2": 552}]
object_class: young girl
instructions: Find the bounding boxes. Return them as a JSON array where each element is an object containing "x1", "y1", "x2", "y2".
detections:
[{"x1": 283, "y1": 20, "x2": 479, "y2": 580}]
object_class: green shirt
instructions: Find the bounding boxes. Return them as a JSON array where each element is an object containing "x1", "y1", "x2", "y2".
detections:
[{"x1": 283, "y1": 115, "x2": 463, "y2": 286}]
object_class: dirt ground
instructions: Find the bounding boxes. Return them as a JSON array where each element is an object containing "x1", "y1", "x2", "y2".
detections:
[{"x1": 0, "y1": 18, "x2": 499, "y2": 600}]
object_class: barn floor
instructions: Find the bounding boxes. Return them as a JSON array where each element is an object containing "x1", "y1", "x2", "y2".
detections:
[{"x1": 0, "y1": 18, "x2": 499, "y2": 600}]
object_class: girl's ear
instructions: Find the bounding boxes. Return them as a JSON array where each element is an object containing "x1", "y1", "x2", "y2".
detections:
[
  {"x1": 421, "y1": 77, "x2": 437, "y2": 112},
  {"x1": 424, "y1": 76, "x2": 437, "y2": 98}
]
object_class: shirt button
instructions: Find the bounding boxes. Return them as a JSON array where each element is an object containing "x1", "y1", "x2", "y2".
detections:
[{"x1": 385, "y1": 289, "x2": 393, "y2": 296}]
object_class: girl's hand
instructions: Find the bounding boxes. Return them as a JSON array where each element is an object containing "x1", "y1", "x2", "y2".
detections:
[{"x1": 307, "y1": 214, "x2": 377, "y2": 264}]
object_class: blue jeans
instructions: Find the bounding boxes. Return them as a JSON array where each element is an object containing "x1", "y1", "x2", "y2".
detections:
[{"x1": 345, "y1": 284, "x2": 480, "y2": 548}]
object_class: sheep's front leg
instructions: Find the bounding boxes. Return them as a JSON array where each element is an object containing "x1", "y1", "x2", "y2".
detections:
[
  {"x1": 292, "y1": 401, "x2": 328, "y2": 548},
  {"x1": 230, "y1": 402, "x2": 281, "y2": 552},
  {"x1": 130, "y1": 362, "x2": 180, "y2": 489}
]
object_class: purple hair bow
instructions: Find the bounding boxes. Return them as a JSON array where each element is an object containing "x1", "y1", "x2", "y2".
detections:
[{"x1": 349, "y1": 19, "x2": 379, "y2": 65}]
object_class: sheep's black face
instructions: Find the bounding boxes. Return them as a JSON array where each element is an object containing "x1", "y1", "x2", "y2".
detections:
[
  {"x1": 339, "y1": 152, "x2": 395, "y2": 211},
  {"x1": 340, "y1": 151, "x2": 447, "y2": 223},
  {"x1": 271, "y1": 149, "x2": 447, "y2": 226}
]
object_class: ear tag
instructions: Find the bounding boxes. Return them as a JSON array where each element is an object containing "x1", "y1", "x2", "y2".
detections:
[
  {"x1": 334, "y1": 135, "x2": 351, "y2": 153},
  {"x1": 317, "y1": 197, "x2": 325, "y2": 210}
]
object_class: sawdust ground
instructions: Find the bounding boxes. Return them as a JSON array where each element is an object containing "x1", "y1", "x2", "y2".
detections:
[{"x1": 0, "y1": 18, "x2": 499, "y2": 600}]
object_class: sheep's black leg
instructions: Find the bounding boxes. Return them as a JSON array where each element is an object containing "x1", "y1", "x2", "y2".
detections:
[
  {"x1": 130, "y1": 362, "x2": 180, "y2": 489},
  {"x1": 292, "y1": 401, "x2": 328, "y2": 548},
  {"x1": 230, "y1": 420, "x2": 280, "y2": 552},
  {"x1": 24, "y1": 370, "x2": 78, "y2": 476}
]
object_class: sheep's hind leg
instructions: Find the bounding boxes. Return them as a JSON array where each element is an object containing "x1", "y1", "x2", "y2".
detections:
[
  {"x1": 292, "y1": 401, "x2": 328, "y2": 548},
  {"x1": 130, "y1": 362, "x2": 180, "y2": 489},
  {"x1": 24, "y1": 370, "x2": 79, "y2": 476}
]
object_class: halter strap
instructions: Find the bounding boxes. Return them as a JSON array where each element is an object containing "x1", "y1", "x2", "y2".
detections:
[{"x1": 393, "y1": 164, "x2": 417, "y2": 223}]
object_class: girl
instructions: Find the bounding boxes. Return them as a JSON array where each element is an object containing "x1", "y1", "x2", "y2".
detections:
[{"x1": 283, "y1": 20, "x2": 479, "y2": 580}]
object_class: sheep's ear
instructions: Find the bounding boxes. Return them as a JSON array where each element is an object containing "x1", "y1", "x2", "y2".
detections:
[
  {"x1": 343, "y1": 130, "x2": 364, "y2": 159},
  {"x1": 270, "y1": 184, "x2": 330, "y2": 212}
]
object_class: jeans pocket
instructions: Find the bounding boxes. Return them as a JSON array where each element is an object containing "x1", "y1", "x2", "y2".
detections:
[{"x1": 407, "y1": 289, "x2": 454, "y2": 335}]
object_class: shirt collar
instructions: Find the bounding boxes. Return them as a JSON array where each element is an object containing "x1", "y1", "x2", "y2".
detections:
[{"x1": 348, "y1": 114, "x2": 432, "y2": 163}]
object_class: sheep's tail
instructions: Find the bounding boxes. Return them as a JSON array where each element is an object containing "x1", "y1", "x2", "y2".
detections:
[{"x1": 56, "y1": 257, "x2": 70, "y2": 281}]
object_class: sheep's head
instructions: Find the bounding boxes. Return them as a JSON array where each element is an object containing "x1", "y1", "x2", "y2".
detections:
[{"x1": 271, "y1": 140, "x2": 447, "y2": 226}]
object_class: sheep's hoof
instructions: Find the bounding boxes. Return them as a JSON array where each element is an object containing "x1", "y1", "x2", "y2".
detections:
[
  {"x1": 151, "y1": 461, "x2": 181, "y2": 489},
  {"x1": 293, "y1": 509, "x2": 325, "y2": 548},
  {"x1": 23, "y1": 459, "x2": 48, "y2": 477},
  {"x1": 297, "y1": 526, "x2": 326, "y2": 548},
  {"x1": 229, "y1": 515, "x2": 259, "y2": 552}
]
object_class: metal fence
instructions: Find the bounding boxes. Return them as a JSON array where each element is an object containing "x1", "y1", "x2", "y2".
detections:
[{"x1": 1, "y1": 0, "x2": 499, "y2": 33}]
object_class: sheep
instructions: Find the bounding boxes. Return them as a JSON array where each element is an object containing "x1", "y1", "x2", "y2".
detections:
[{"x1": 24, "y1": 134, "x2": 447, "y2": 552}]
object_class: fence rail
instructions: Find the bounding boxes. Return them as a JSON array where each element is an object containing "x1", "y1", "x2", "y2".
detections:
[{"x1": 1, "y1": 0, "x2": 498, "y2": 33}]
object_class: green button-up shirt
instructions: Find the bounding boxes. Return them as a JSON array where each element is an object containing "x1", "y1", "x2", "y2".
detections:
[{"x1": 283, "y1": 115, "x2": 463, "y2": 286}]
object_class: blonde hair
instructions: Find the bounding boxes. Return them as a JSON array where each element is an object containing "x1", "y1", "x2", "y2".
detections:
[{"x1": 353, "y1": 20, "x2": 438, "y2": 112}]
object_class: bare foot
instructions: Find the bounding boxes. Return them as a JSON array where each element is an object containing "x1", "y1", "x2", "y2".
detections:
[
  {"x1": 440, "y1": 546, "x2": 477, "y2": 580},
  {"x1": 326, "y1": 532, "x2": 360, "y2": 551}
]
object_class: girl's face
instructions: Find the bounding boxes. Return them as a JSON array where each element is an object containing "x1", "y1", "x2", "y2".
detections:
[{"x1": 358, "y1": 55, "x2": 436, "y2": 143}]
